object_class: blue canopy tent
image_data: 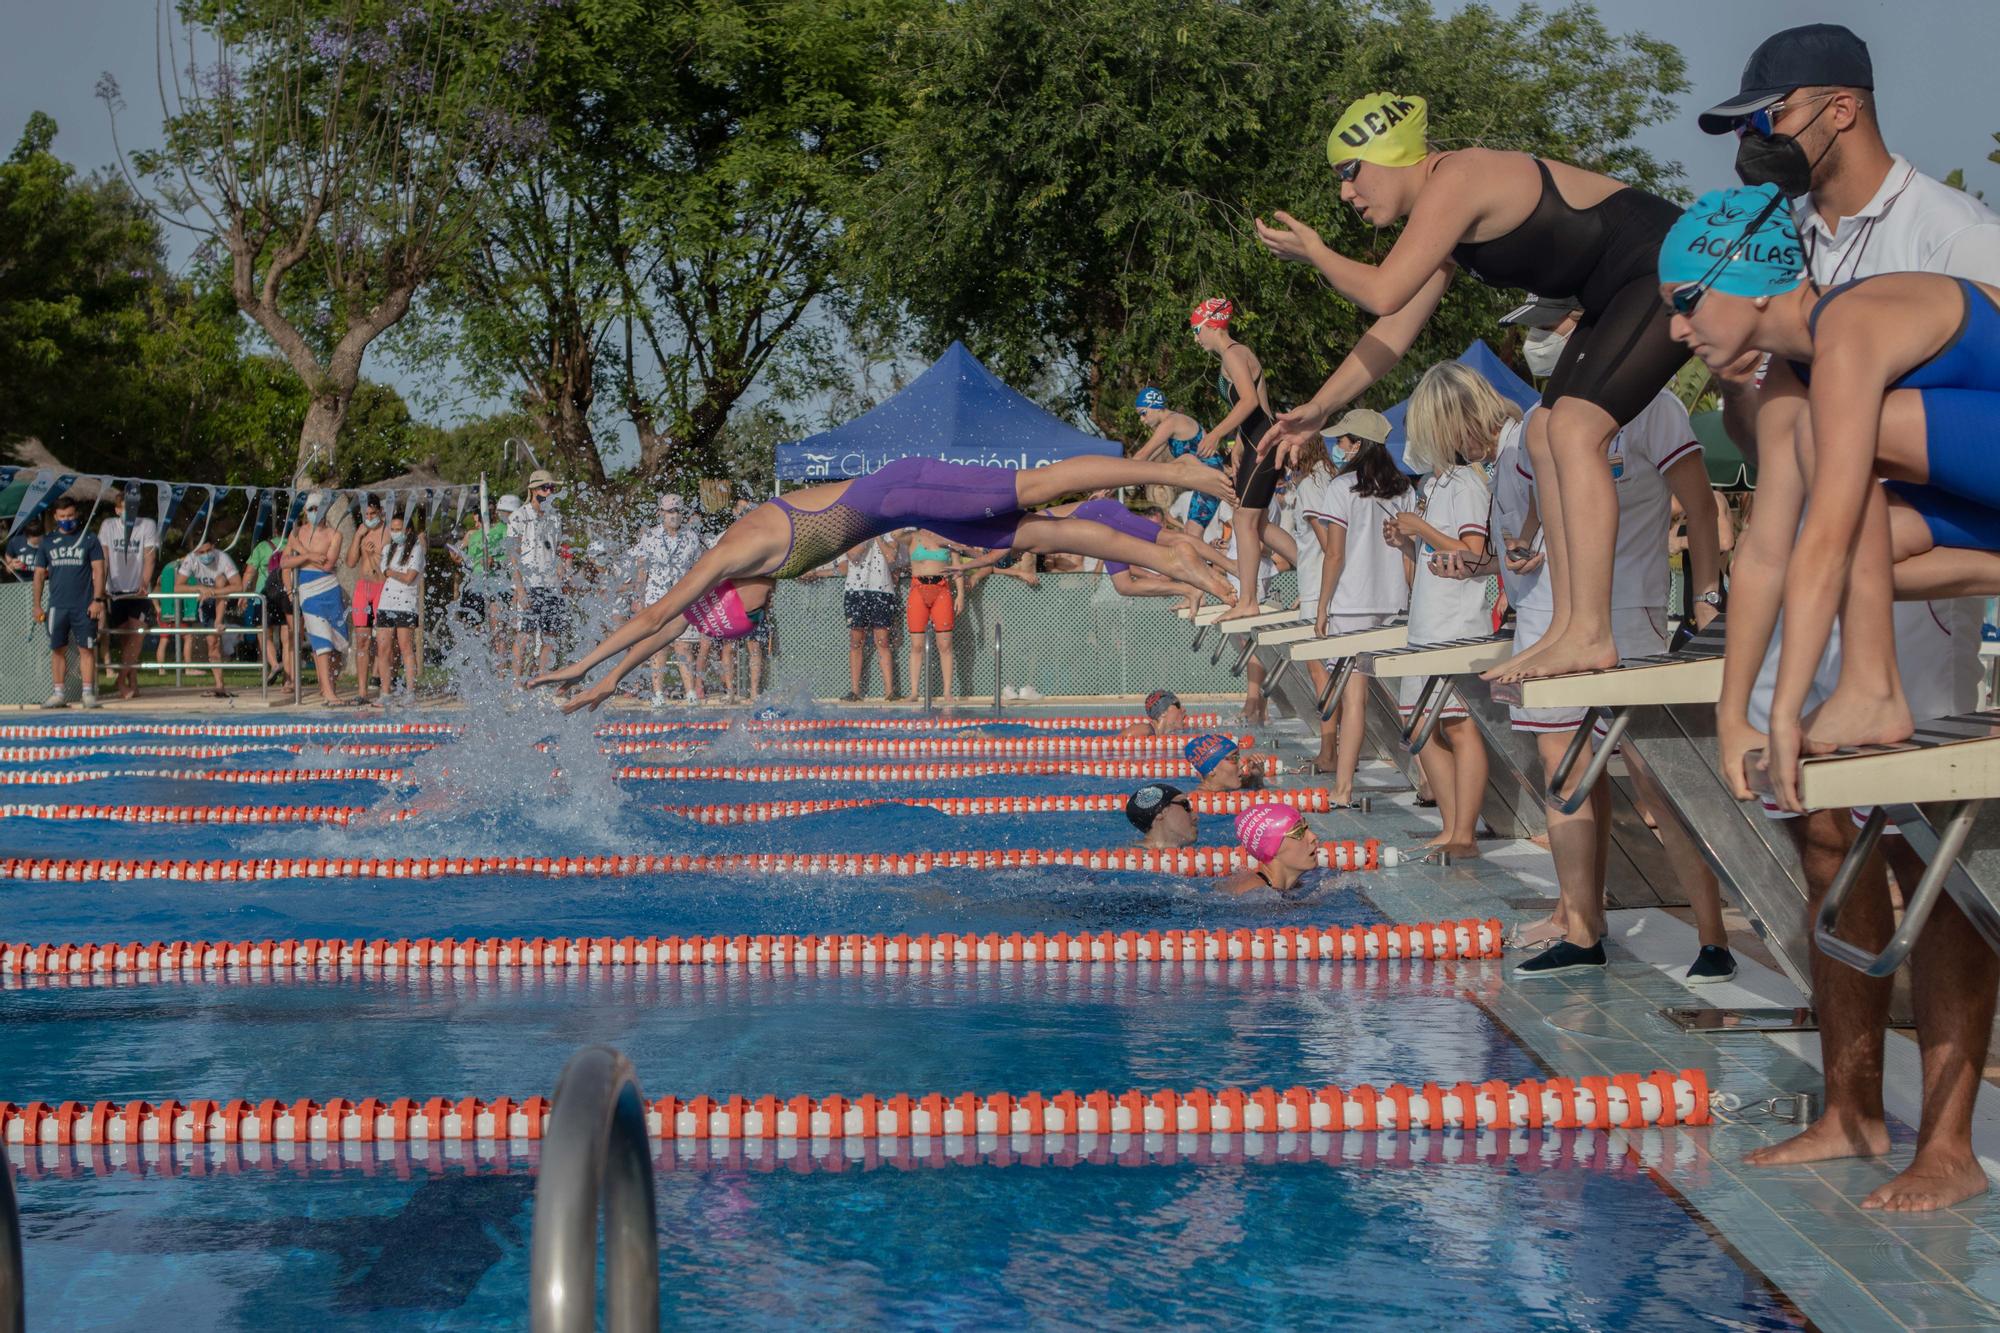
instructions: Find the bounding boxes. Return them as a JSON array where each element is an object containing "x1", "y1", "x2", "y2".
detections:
[
  {"x1": 1383, "y1": 340, "x2": 1539, "y2": 473},
  {"x1": 775, "y1": 342, "x2": 1121, "y2": 483}
]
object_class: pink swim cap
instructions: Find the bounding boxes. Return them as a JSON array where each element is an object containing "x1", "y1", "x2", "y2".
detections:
[
  {"x1": 685, "y1": 579, "x2": 757, "y2": 640},
  {"x1": 1235, "y1": 802, "x2": 1304, "y2": 863}
]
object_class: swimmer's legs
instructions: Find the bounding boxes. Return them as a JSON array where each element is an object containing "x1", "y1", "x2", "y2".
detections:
[{"x1": 1012, "y1": 456, "x2": 1232, "y2": 507}]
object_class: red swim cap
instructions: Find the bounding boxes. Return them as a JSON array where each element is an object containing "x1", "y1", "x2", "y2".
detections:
[{"x1": 1189, "y1": 297, "x2": 1234, "y2": 329}]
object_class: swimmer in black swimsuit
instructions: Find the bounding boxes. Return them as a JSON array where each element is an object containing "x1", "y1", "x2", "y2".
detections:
[
  {"x1": 1253, "y1": 92, "x2": 1687, "y2": 682},
  {"x1": 1190, "y1": 298, "x2": 1298, "y2": 620}
]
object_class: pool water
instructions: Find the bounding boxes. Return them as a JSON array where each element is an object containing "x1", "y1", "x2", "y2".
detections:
[{"x1": 2, "y1": 712, "x2": 1795, "y2": 1329}]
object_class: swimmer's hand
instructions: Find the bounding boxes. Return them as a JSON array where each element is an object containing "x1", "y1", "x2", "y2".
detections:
[
  {"x1": 1253, "y1": 211, "x2": 1327, "y2": 268},
  {"x1": 527, "y1": 663, "x2": 587, "y2": 691},
  {"x1": 559, "y1": 675, "x2": 619, "y2": 715},
  {"x1": 1715, "y1": 710, "x2": 1769, "y2": 803},
  {"x1": 1258, "y1": 404, "x2": 1327, "y2": 471},
  {"x1": 1196, "y1": 433, "x2": 1220, "y2": 460}
]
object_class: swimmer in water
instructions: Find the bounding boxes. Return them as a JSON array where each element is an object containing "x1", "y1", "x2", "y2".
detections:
[
  {"x1": 529, "y1": 454, "x2": 1235, "y2": 710},
  {"x1": 1219, "y1": 803, "x2": 1321, "y2": 895},
  {"x1": 1126, "y1": 782, "x2": 1198, "y2": 849},
  {"x1": 1130, "y1": 387, "x2": 1225, "y2": 540},
  {"x1": 1662, "y1": 183, "x2": 2000, "y2": 809},
  {"x1": 1255, "y1": 92, "x2": 1688, "y2": 683},
  {"x1": 1121, "y1": 690, "x2": 1186, "y2": 739},
  {"x1": 1185, "y1": 733, "x2": 1260, "y2": 793}
]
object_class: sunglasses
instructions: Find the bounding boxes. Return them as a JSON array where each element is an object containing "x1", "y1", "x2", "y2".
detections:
[
  {"x1": 1732, "y1": 91, "x2": 1836, "y2": 139},
  {"x1": 1332, "y1": 159, "x2": 1362, "y2": 183},
  {"x1": 1665, "y1": 188, "x2": 1789, "y2": 318},
  {"x1": 533, "y1": 485, "x2": 556, "y2": 495}
]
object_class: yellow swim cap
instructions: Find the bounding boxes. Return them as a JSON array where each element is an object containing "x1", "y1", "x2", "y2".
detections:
[{"x1": 1328, "y1": 92, "x2": 1429, "y2": 169}]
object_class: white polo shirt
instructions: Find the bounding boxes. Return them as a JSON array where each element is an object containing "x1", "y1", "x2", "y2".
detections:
[
  {"x1": 1751, "y1": 158, "x2": 2000, "y2": 735},
  {"x1": 1405, "y1": 466, "x2": 1492, "y2": 645},
  {"x1": 1299, "y1": 469, "x2": 1416, "y2": 616}
]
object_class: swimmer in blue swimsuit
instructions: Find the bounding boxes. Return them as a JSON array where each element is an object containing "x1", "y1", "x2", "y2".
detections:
[
  {"x1": 1661, "y1": 182, "x2": 2000, "y2": 808},
  {"x1": 1131, "y1": 386, "x2": 1224, "y2": 534},
  {"x1": 529, "y1": 454, "x2": 1237, "y2": 711}
]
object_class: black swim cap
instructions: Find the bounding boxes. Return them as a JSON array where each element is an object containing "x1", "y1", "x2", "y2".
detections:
[{"x1": 1126, "y1": 783, "x2": 1186, "y2": 832}]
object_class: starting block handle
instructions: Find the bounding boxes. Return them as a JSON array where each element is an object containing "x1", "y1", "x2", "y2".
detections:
[
  {"x1": 1546, "y1": 708, "x2": 1631, "y2": 816},
  {"x1": 1230, "y1": 636, "x2": 1257, "y2": 676},
  {"x1": 1401, "y1": 677, "x2": 1454, "y2": 755},
  {"x1": 1815, "y1": 802, "x2": 1978, "y2": 977}
]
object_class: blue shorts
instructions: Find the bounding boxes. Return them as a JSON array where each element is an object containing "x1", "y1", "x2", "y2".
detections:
[{"x1": 47, "y1": 606, "x2": 98, "y2": 651}]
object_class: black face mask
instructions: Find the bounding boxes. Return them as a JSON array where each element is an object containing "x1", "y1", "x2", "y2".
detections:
[{"x1": 1734, "y1": 100, "x2": 1836, "y2": 197}]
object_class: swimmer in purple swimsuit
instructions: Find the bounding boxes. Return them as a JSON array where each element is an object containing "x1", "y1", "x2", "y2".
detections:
[
  {"x1": 1050, "y1": 497, "x2": 1236, "y2": 615},
  {"x1": 529, "y1": 455, "x2": 1235, "y2": 711}
]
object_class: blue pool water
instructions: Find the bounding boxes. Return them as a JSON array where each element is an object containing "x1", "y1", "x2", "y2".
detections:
[{"x1": 1, "y1": 712, "x2": 1794, "y2": 1328}]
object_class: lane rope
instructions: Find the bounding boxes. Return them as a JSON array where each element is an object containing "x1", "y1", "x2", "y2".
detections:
[
  {"x1": 0, "y1": 768, "x2": 408, "y2": 786},
  {"x1": 0, "y1": 1070, "x2": 1710, "y2": 1149},
  {"x1": 0, "y1": 840, "x2": 1390, "y2": 883},
  {"x1": 0, "y1": 714, "x2": 1229, "y2": 742},
  {"x1": 611, "y1": 734, "x2": 1254, "y2": 759},
  {"x1": 3, "y1": 916, "x2": 1487, "y2": 981},
  {"x1": 6, "y1": 1122, "x2": 1681, "y2": 1180},
  {"x1": 659, "y1": 788, "x2": 1341, "y2": 824},
  {"x1": 617, "y1": 758, "x2": 1284, "y2": 782}
]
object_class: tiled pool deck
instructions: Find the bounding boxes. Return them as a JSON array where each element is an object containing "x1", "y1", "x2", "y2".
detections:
[{"x1": 1327, "y1": 761, "x2": 2000, "y2": 1332}]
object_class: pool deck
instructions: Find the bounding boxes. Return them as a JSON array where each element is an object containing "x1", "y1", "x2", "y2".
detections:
[{"x1": 8, "y1": 692, "x2": 2000, "y2": 1327}]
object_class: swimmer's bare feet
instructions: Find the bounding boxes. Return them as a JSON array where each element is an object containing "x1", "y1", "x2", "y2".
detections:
[
  {"x1": 1218, "y1": 599, "x2": 1262, "y2": 623},
  {"x1": 1490, "y1": 629, "x2": 1619, "y2": 682},
  {"x1": 1419, "y1": 841, "x2": 1479, "y2": 861},
  {"x1": 1743, "y1": 1111, "x2": 1890, "y2": 1168},
  {"x1": 1803, "y1": 684, "x2": 1916, "y2": 755},
  {"x1": 1162, "y1": 545, "x2": 1235, "y2": 602},
  {"x1": 1173, "y1": 458, "x2": 1233, "y2": 500},
  {"x1": 1863, "y1": 1146, "x2": 1990, "y2": 1212}
]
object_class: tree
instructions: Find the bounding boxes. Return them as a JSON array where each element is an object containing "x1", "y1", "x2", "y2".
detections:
[
  {"x1": 104, "y1": 0, "x2": 554, "y2": 481},
  {"x1": 854, "y1": 0, "x2": 1687, "y2": 438}
]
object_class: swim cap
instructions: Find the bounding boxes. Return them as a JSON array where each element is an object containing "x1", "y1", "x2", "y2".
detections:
[
  {"x1": 1235, "y1": 802, "x2": 1304, "y2": 863},
  {"x1": 1125, "y1": 783, "x2": 1186, "y2": 832},
  {"x1": 685, "y1": 578, "x2": 758, "y2": 641},
  {"x1": 1145, "y1": 689, "x2": 1182, "y2": 721},
  {"x1": 1185, "y1": 733, "x2": 1239, "y2": 776},
  {"x1": 1189, "y1": 298, "x2": 1234, "y2": 330},
  {"x1": 1328, "y1": 93, "x2": 1429, "y2": 169},
  {"x1": 1658, "y1": 184, "x2": 1805, "y2": 299},
  {"x1": 1136, "y1": 387, "x2": 1167, "y2": 410}
]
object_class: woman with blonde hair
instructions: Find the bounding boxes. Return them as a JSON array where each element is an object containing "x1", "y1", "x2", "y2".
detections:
[{"x1": 1386, "y1": 362, "x2": 1517, "y2": 858}]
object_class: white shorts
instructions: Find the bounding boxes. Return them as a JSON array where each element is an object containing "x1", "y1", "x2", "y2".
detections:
[
  {"x1": 1324, "y1": 610, "x2": 1398, "y2": 636},
  {"x1": 1509, "y1": 606, "x2": 1669, "y2": 734},
  {"x1": 1750, "y1": 599, "x2": 1981, "y2": 822},
  {"x1": 1399, "y1": 672, "x2": 1470, "y2": 724}
]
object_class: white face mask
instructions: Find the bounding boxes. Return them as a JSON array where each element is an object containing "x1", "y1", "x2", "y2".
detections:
[{"x1": 1523, "y1": 327, "x2": 1569, "y2": 379}]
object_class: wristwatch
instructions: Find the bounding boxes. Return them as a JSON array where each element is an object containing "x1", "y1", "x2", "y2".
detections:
[{"x1": 1694, "y1": 590, "x2": 1722, "y2": 607}]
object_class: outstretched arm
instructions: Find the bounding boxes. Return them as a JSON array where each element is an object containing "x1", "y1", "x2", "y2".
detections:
[
  {"x1": 1253, "y1": 162, "x2": 1478, "y2": 315},
  {"x1": 559, "y1": 613, "x2": 693, "y2": 712},
  {"x1": 531, "y1": 540, "x2": 750, "y2": 688}
]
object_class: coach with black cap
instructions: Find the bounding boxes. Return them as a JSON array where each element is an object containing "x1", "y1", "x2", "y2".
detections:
[{"x1": 1701, "y1": 23, "x2": 2000, "y2": 1213}]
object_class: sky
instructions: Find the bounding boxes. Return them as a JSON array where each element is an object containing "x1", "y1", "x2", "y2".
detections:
[{"x1": 7, "y1": 0, "x2": 2000, "y2": 438}]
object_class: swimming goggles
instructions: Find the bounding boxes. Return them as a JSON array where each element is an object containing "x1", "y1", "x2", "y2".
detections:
[
  {"x1": 1332, "y1": 159, "x2": 1362, "y2": 183},
  {"x1": 1668, "y1": 189, "x2": 1790, "y2": 316}
]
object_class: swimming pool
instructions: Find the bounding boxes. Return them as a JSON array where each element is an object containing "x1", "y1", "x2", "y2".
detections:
[{"x1": 1, "y1": 710, "x2": 1794, "y2": 1328}]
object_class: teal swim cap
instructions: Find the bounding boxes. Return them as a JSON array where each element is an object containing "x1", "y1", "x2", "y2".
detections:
[{"x1": 1659, "y1": 184, "x2": 1805, "y2": 298}]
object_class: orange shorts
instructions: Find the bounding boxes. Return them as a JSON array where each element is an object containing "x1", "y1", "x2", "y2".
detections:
[{"x1": 906, "y1": 578, "x2": 955, "y2": 633}]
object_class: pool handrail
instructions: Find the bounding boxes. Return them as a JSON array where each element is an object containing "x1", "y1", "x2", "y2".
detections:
[
  {"x1": 529, "y1": 1045, "x2": 659, "y2": 1333},
  {"x1": 1, "y1": 1150, "x2": 21, "y2": 1333}
]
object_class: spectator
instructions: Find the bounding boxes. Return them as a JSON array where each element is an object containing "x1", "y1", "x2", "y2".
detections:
[
  {"x1": 1126, "y1": 783, "x2": 1198, "y2": 849},
  {"x1": 630, "y1": 493, "x2": 705, "y2": 705},
  {"x1": 1219, "y1": 803, "x2": 1321, "y2": 896},
  {"x1": 284, "y1": 492, "x2": 351, "y2": 706},
  {"x1": 1121, "y1": 690, "x2": 1185, "y2": 738},
  {"x1": 373, "y1": 510, "x2": 425, "y2": 701},
  {"x1": 243, "y1": 524, "x2": 290, "y2": 688},
  {"x1": 98, "y1": 484, "x2": 159, "y2": 700},
  {"x1": 181, "y1": 539, "x2": 245, "y2": 699},
  {"x1": 153, "y1": 541, "x2": 194, "y2": 674},
  {"x1": 510, "y1": 471, "x2": 567, "y2": 678},
  {"x1": 904, "y1": 528, "x2": 965, "y2": 704},
  {"x1": 1185, "y1": 733, "x2": 1258, "y2": 793},
  {"x1": 2, "y1": 516, "x2": 43, "y2": 581},
  {"x1": 345, "y1": 495, "x2": 388, "y2": 703},
  {"x1": 834, "y1": 535, "x2": 899, "y2": 702},
  {"x1": 31, "y1": 497, "x2": 105, "y2": 709}
]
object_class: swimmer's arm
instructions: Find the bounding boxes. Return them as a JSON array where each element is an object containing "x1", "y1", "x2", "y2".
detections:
[
  {"x1": 542, "y1": 547, "x2": 738, "y2": 682},
  {"x1": 1260, "y1": 174, "x2": 1474, "y2": 315},
  {"x1": 1664, "y1": 454, "x2": 1722, "y2": 628},
  {"x1": 1281, "y1": 268, "x2": 1452, "y2": 436},
  {"x1": 1133, "y1": 422, "x2": 1175, "y2": 462}
]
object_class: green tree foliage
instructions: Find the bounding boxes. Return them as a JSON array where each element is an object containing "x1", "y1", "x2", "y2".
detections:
[{"x1": 855, "y1": 0, "x2": 1687, "y2": 438}]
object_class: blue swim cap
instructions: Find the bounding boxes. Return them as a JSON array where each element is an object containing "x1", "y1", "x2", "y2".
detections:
[
  {"x1": 1135, "y1": 387, "x2": 1167, "y2": 411},
  {"x1": 1184, "y1": 733, "x2": 1239, "y2": 776},
  {"x1": 1659, "y1": 184, "x2": 1805, "y2": 298}
]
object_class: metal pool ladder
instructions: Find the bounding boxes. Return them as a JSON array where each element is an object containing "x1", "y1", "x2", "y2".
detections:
[
  {"x1": 529, "y1": 1046, "x2": 660, "y2": 1332},
  {"x1": 2, "y1": 1151, "x2": 21, "y2": 1333}
]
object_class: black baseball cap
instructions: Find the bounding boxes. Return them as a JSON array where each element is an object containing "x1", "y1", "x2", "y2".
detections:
[
  {"x1": 1699, "y1": 25, "x2": 1873, "y2": 135},
  {"x1": 1125, "y1": 783, "x2": 1188, "y2": 833}
]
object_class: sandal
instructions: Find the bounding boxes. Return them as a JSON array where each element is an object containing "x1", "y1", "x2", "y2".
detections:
[{"x1": 206, "y1": 689, "x2": 234, "y2": 700}]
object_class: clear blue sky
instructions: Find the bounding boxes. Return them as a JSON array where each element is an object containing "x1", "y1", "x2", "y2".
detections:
[{"x1": 9, "y1": 0, "x2": 2000, "y2": 432}]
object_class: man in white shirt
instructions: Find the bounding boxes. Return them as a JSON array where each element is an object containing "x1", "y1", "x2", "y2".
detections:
[
  {"x1": 98, "y1": 484, "x2": 159, "y2": 700},
  {"x1": 509, "y1": 470, "x2": 568, "y2": 677},
  {"x1": 629, "y1": 492, "x2": 705, "y2": 704},
  {"x1": 180, "y1": 540, "x2": 244, "y2": 698},
  {"x1": 1705, "y1": 23, "x2": 2000, "y2": 1211}
]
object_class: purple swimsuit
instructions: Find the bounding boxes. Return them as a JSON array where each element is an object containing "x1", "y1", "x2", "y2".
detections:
[
  {"x1": 1070, "y1": 499, "x2": 1161, "y2": 575},
  {"x1": 769, "y1": 458, "x2": 1025, "y2": 579}
]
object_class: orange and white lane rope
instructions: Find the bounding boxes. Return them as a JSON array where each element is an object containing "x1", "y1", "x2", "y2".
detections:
[
  {"x1": 0, "y1": 802, "x2": 390, "y2": 825},
  {"x1": 0, "y1": 840, "x2": 1391, "y2": 884},
  {"x1": 595, "y1": 714, "x2": 1230, "y2": 736},
  {"x1": 0, "y1": 1070, "x2": 1712, "y2": 1150},
  {"x1": 662, "y1": 788, "x2": 1341, "y2": 824},
  {"x1": 609, "y1": 734, "x2": 1256, "y2": 760},
  {"x1": 3, "y1": 917, "x2": 1486, "y2": 982},
  {"x1": 0, "y1": 714, "x2": 1230, "y2": 743},
  {"x1": 617, "y1": 758, "x2": 1284, "y2": 783},
  {"x1": 5, "y1": 1122, "x2": 1689, "y2": 1181},
  {"x1": 0, "y1": 767, "x2": 408, "y2": 787},
  {"x1": 0, "y1": 721, "x2": 461, "y2": 740},
  {"x1": 0, "y1": 743, "x2": 307, "y2": 763}
]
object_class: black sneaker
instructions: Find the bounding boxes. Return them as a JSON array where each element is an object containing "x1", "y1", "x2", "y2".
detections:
[
  {"x1": 1684, "y1": 945, "x2": 1737, "y2": 985},
  {"x1": 1512, "y1": 938, "x2": 1606, "y2": 978}
]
